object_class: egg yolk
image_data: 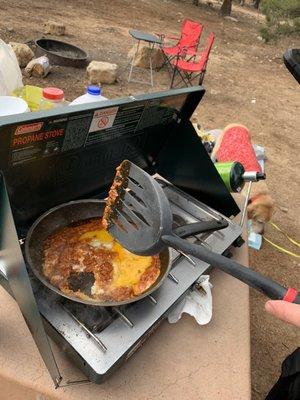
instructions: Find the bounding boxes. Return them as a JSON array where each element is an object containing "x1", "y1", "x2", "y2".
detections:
[
  {"x1": 80, "y1": 229, "x2": 153, "y2": 288},
  {"x1": 80, "y1": 229, "x2": 114, "y2": 243},
  {"x1": 112, "y1": 242, "x2": 152, "y2": 287}
]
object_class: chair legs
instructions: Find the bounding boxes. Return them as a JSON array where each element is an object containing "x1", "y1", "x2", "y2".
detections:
[
  {"x1": 170, "y1": 68, "x2": 206, "y2": 88},
  {"x1": 160, "y1": 53, "x2": 177, "y2": 80},
  {"x1": 170, "y1": 65, "x2": 177, "y2": 88},
  {"x1": 170, "y1": 67, "x2": 191, "y2": 88}
]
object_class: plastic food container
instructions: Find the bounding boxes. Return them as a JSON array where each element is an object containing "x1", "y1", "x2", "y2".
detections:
[
  {"x1": 69, "y1": 85, "x2": 107, "y2": 106},
  {"x1": 12, "y1": 85, "x2": 43, "y2": 112},
  {"x1": 0, "y1": 96, "x2": 29, "y2": 117},
  {"x1": 40, "y1": 87, "x2": 66, "y2": 110}
]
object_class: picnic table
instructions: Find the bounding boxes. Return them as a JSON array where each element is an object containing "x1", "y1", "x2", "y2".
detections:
[{"x1": 128, "y1": 29, "x2": 162, "y2": 86}]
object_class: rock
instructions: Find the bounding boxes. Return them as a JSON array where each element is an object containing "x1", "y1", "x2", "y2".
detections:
[
  {"x1": 44, "y1": 21, "x2": 66, "y2": 36},
  {"x1": 87, "y1": 61, "x2": 118, "y2": 85},
  {"x1": 279, "y1": 206, "x2": 288, "y2": 213},
  {"x1": 127, "y1": 44, "x2": 164, "y2": 69},
  {"x1": 9, "y1": 42, "x2": 34, "y2": 67},
  {"x1": 224, "y1": 16, "x2": 239, "y2": 22},
  {"x1": 24, "y1": 56, "x2": 50, "y2": 78}
]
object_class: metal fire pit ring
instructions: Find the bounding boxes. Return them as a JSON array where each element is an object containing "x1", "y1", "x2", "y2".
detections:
[{"x1": 35, "y1": 38, "x2": 88, "y2": 68}]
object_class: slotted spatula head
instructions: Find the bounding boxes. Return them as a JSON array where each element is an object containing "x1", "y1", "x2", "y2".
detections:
[{"x1": 103, "y1": 160, "x2": 173, "y2": 255}]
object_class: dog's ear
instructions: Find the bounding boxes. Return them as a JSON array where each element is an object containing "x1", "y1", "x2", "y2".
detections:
[
  {"x1": 247, "y1": 201, "x2": 257, "y2": 219},
  {"x1": 261, "y1": 197, "x2": 275, "y2": 220}
]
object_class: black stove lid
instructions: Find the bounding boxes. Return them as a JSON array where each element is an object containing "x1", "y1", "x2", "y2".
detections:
[{"x1": 0, "y1": 86, "x2": 239, "y2": 228}]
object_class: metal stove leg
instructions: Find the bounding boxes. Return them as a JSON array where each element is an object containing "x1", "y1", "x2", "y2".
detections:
[
  {"x1": 59, "y1": 379, "x2": 91, "y2": 388},
  {"x1": 0, "y1": 173, "x2": 62, "y2": 387},
  {"x1": 240, "y1": 181, "x2": 252, "y2": 227}
]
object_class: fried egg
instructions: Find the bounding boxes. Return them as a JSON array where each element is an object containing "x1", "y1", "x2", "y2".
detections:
[
  {"x1": 80, "y1": 229, "x2": 153, "y2": 288},
  {"x1": 80, "y1": 229, "x2": 114, "y2": 250},
  {"x1": 111, "y1": 242, "x2": 153, "y2": 288}
]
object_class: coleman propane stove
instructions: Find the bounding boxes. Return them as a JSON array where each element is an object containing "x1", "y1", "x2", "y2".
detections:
[
  {"x1": 30, "y1": 177, "x2": 242, "y2": 383},
  {"x1": 0, "y1": 87, "x2": 242, "y2": 387}
]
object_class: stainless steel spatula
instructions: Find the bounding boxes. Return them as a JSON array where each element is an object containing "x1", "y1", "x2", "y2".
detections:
[{"x1": 104, "y1": 160, "x2": 299, "y2": 303}]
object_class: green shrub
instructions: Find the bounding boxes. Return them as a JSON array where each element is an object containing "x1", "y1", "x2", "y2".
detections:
[
  {"x1": 260, "y1": 0, "x2": 300, "y2": 41},
  {"x1": 260, "y1": 25, "x2": 276, "y2": 42}
]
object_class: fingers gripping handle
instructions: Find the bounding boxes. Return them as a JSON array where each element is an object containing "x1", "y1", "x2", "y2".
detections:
[{"x1": 162, "y1": 235, "x2": 300, "y2": 304}]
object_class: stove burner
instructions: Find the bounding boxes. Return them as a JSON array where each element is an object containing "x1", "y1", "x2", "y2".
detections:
[{"x1": 62, "y1": 300, "x2": 115, "y2": 333}]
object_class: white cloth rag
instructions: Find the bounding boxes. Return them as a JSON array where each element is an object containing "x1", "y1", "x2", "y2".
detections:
[{"x1": 168, "y1": 275, "x2": 213, "y2": 325}]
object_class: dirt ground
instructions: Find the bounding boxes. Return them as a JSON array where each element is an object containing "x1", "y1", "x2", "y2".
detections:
[{"x1": 0, "y1": 0, "x2": 299, "y2": 398}]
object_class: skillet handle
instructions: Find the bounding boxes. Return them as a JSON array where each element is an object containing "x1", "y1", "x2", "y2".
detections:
[
  {"x1": 173, "y1": 219, "x2": 228, "y2": 239},
  {"x1": 162, "y1": 234, "x2": 300, "y2": 304}
]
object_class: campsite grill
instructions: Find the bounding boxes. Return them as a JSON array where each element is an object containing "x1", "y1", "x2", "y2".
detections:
[{"x1": 0, "y1": 87, "x2": 242, "y2": 386}]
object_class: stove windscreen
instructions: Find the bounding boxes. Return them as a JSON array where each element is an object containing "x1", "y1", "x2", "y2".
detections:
[{"x1": 0, "y1": 86, "x2": 239, "y2": 228}]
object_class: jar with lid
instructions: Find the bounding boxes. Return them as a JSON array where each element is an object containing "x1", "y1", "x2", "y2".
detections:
[
  {"x1": 39, "y1": 87, "x2": 66, "y2": 110},
  {"x1": 69, "y1": 85, "x2": 107, "y2": 106}
]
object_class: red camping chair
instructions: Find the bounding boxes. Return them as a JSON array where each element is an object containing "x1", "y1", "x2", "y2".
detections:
[
  {"x1": 160, "y1": 19, "x2": 203, "y2": 67},
  {"x1": 170, "y1": 32, "x2": 215, "y2": 88}
]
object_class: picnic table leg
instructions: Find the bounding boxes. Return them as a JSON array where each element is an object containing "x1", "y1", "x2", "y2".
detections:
[
  {"x1": 149, "y1": 42, "x2": 154, "y2": 86},
  {"x1": 128, "y1": 39, "x2": 141, "y2": 83}
]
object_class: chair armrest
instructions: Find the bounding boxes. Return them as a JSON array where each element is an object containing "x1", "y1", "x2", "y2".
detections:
[
  {"x1": 165, "y1": 35, "x2": 180, "y2": 40},
  {"x1": 155, "y1": 33, "x2": 180, "y2": 42}
]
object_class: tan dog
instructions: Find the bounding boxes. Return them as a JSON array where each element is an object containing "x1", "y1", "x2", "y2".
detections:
[{"x1": 246, "y1": 180, "x2": 275, "y2": 234}]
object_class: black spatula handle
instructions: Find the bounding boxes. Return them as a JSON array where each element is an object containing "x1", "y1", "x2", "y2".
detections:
[
  {"x1": 173, "y1": 219, "x2": 228, "y2": 239},
  {"x1": 162, "y1": 234, "x2": 300, "y2": 304}
]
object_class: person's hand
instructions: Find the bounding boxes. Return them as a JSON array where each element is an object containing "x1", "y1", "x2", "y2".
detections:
[{"x1": 265, "y1": 300, "x2": 300, "y2": 328}]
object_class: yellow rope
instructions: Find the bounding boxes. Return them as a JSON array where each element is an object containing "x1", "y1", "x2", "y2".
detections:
[
  {"x1": 262, "y1": 221, "x2": 300, "y2": 259},
  {"x1": 270, "y1": 221, "x2": 300, "y2": 249},
  {"x1": 263, "y1": 237, "x2": 300, "y2": 259}
]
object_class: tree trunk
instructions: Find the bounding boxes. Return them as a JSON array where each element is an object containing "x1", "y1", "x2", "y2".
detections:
[
  {"x1": 220, "y1": 0, "x2": 232, "y2": 16},
  {"x1": 253, "y1": 0, "x2": 260, "y2": 9}
]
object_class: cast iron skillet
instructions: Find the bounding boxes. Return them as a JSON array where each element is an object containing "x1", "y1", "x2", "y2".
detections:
[{"x1": 25, "y1": 199, "x2": 227, "y2": 307}]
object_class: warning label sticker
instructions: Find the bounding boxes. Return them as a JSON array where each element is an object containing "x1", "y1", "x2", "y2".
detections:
[
  {"x1": 89, "y1": 107, "x2": 118, "y2": 133},
  {"x1": 86, "y1": 104, "x2": 144, "y2": 146}
]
